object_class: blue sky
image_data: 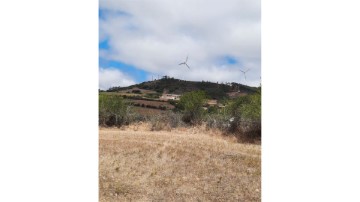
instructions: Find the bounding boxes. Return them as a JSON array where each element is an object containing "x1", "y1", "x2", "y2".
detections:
[
  {"x1": 99, "y1": 0, "x2": 261, "y2": 90},
  {"x1": 99, "y1": 38, "x2": 148, "y2": 83},
  {"x1": 99, "y1": 12, "x2": 148, "y2": 88}
]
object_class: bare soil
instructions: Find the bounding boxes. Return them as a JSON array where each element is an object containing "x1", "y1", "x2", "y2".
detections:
[{"x1": 99, "y1": 124, "x2": 261, "y2": 201}]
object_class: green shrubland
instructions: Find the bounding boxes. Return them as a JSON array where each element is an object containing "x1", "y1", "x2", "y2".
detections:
[{"x1": 99, "y1": 88, "x2": 261, "y2": 143}]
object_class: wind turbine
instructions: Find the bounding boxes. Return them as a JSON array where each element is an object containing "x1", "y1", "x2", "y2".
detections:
[
  {"x1": 240, "y1": 68, "x2": 250, "y2": 80},
  {"x1": 179, "y1": 55, "x2": 190, "y2": 69}
]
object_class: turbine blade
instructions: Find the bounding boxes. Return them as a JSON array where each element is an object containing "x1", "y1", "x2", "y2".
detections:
[
  {"x1": 186, "y1": 64, "x2": 190, "y2": 69},
  {"x1": 186, "y1": 56, "x2": 188, "y2": 62},
  {"x1": 245, "y1": 69, "x2": 250, "y2": 72}
]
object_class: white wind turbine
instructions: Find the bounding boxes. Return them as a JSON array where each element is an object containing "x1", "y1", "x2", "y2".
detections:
[
  {"x1": 240, "y1": 68, "x2": 250, "y2": 81},
  {"x1": 179, "y1": 55, "x2": 190, "y2": 69}
]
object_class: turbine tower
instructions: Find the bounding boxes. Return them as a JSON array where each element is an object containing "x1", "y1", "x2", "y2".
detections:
[{"x1": 240, "y1": 68, "x2": 250, "y2": 80}]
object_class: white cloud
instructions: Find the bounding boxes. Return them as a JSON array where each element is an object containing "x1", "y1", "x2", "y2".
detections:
[
  {"x1": 99, "y1": 68, "x2": 136, "y2": 90},
  {"x1": 100, "y1": 0, "x2": 261, "y2": 86}
]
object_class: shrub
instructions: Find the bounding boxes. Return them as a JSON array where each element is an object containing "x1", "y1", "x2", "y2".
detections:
[
  {"x1": 168, "y1": 100, "x2": 178, "y2": 106},
  {"x1": 226, "y1": 88, "x2": 261, "y2": 142},
  {"x1": 205, "y1": 113, "x2": 233, "y2": 131},
  {"x1": 99, "y1": 94, "x2": 129, "y2": 127},
  {"x1": 165, "y1": 111, "x2": 184, "y2": 128},
  {"x1": 207, "y1": 106, "x2": 218, "y2": 114},
  {"x1": 227, "y1": 89, "x2": 261, "y2": 121},
  {"x1": 178, "y1": 91, "x2": 207, "y2": 125},
  {"x1": 132, "y1": 89, "x2": 142, "y2": 94},
  {"x1": 149, "y1": 114, "x2": 167, "y2": 131},
  {"x1": 148, "y1": 111, "x2": 184, "y2": 131}
]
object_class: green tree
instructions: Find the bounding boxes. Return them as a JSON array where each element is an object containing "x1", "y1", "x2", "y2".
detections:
[
  {"x1": 227, "y1": 88, "x2": 260, "y2": 120},
  {"x1": 226, "y1": 88, "x2": 261, "y2": 141},
  {"x1": 178, "y1": 91, "x2": 207, "y2": 124},
  {"x1": 99, "y1": 94, "x2": 128, "y2": 126}
]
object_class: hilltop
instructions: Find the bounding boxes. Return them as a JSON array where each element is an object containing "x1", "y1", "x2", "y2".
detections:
[{"x1": 105, "y1": 76, "x2": 258, "y2": 100}]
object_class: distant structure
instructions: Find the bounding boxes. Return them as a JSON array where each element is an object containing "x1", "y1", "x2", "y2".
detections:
[
  {"x1": 227, "y1": 91, "x2": 248, "y2": 99},
  {"x1": 179, "y1": 55, "x2": 190, "y2": 69},
  {"x1": 203, "y1": 99, "x2": 225, "y2": 112},
  {"x1": 240, "y1": 68, "x2": 250, "y2": 80},
  {"x1": 207, "y1": 99, "x2": 218, "y2": 106},
  {"x1": 160, "y1": 94, "x2": 181, "y2": 101}
]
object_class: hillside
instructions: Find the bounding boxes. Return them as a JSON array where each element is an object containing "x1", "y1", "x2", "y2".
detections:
[{"x1": 106, "y1": 76, "x2": 258, "y2": 100}]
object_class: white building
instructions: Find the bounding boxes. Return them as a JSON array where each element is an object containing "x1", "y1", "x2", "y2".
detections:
[{"x1": 160, "y1": 94, "x2": 181, "y2": 101}]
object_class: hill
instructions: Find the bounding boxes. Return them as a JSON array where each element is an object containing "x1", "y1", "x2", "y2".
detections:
[{"x1": 106, "y1": 76, "x2": 258, "y2": 100}]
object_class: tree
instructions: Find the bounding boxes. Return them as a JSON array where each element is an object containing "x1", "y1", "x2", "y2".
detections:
[
  {"x1": 99, "y1": 94, "x2": 128, "y2": 126},
  {"x1": 178, "y1": 91, "x2": 207, "y2": 124},
  {"x1": 226, "y1": 88, "x2": 261, "y2": 141}
]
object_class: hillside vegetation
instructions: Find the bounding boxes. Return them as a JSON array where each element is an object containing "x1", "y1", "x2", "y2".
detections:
[
  {"x1": 99, "y1": 89, "x2": 261, "y2": 143},
  {"x1": 106, "y1": 76, "x2": 258, "y2": 100}
]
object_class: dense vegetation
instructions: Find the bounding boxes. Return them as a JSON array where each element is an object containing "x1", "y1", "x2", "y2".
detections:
[
  {"x1": 226, "y1": 88, "x2": 261, "y2": 141},
  {"x1": 178, "y1": 91, "x2": 208, "y2": 124},
  {"x1": 99, "y1": 88, "x2": 261, "y2": 143},
  {"x1": 99, "y1": 94, "x2": 128, "y2": 126}
]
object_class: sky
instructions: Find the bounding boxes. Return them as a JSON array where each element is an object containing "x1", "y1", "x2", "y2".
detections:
[{"x1": 99, "y1": 0, "x2": 261, "y2": 90}]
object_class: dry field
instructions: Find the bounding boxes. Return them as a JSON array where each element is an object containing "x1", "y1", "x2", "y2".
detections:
[{"x1": 99, "y1": 124, "x2": 261, "y2": 201}]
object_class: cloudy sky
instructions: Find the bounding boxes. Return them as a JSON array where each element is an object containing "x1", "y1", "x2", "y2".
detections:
[{"x1": 99, "y1": 0, "x2": 261, "y2": 90}]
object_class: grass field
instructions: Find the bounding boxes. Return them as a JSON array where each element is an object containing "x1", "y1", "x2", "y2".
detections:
[{"x1": 99, "y1": 124, "x2": 261, "y2": 201}]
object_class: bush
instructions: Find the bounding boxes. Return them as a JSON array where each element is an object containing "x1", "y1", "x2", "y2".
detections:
[
  {"x1": 205, "y1": 114, "x2": 233, "y2": 131},
  {"x1": 225, "y1": 88, "x2": 261, "y2": 142},
  {"x1": 148, "y1": 111, "x2": 184, "y2": 131},
  {"x1": 178, "y1": 91, "x2": 207, "y2": 125},
  {"x1": 99, "y1": 94, "x2": 129, "y2": 127},
  {"x1": 168, "y1": 100, "x2": 178, "y2": 106},
  {"x1": 207, "y1": 106, "x2": 218, "y2": 114},
  {"x1": 236, "y1": 121, "x2": 261, "y2": 143},
  {"x1": 132, "y1": 89, "x2": 142, "y2": 94}
]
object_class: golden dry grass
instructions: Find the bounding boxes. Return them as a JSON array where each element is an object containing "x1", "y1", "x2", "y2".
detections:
[{"x1": 99, "y1": 124, "x2": 261, "y2": 201}]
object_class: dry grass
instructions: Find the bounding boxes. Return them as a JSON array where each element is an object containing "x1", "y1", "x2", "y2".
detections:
[{"x1": 99, "y1": 124, "x2": 261, "y2": 201}]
